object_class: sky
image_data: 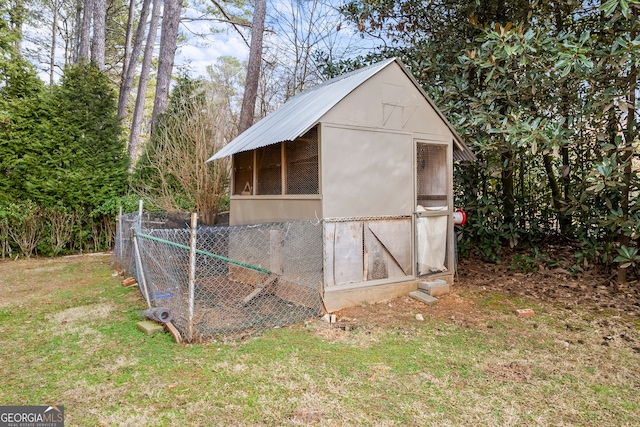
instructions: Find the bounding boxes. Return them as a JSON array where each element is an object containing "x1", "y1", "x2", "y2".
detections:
[
  {"x1": 175, "y1": 5, "x2": 251, "y2": 78},
  {"x1": 25, "y1": 0, "x2": 372, "y2": 85},
  {"x1": 175, "y1": 0, "x2": 370, "y2": 79},
  {"x1": 25, "y1": 2, "x2": 252, "y2": 83}
]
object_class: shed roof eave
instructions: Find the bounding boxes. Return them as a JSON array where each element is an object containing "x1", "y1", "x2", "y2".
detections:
[{"x1": 207, "y1": 57, "x2": 477, "y2": 163}]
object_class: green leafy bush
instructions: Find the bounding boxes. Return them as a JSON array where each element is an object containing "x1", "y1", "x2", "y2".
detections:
[{"x1": 0, "y1": 61, "x2": 129, "y2": 257}]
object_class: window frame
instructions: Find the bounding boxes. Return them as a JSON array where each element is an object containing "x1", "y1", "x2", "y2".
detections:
[{"x1": 231, "y1": 126, "x2": 320, "y2": 198}]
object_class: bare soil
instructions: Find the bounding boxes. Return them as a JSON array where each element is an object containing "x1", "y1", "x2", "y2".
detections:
[
  {"x1": 334, "y1": 250, "x2": 640, "y2": 332},
  {"x1": 457, "y1": 251, "x2": 640, "y2": 317}
]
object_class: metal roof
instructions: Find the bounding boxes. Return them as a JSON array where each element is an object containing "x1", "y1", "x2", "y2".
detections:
[{"x1": 207, "y1": 57, "x2": 476, "y2": 162}]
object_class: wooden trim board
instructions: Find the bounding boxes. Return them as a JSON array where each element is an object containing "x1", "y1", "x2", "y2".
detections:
[{"x1": 322, "y1": 279, "x2": 419, "y2": 313}]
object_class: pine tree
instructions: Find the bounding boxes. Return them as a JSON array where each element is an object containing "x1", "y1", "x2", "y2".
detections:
[
  {"x1": 2, "y1": 62, "x2": 128, "y2": 211},
  {"x1": 0, "y1": 2, "x2": 47, "y2": 204},
  {"x1": 48, "y1": 61, "x2": 129, "y2": 211}
]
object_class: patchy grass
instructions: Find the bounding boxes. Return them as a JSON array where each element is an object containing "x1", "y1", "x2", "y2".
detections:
[{"x1": 0, "y1": 256, "x2": 639, "y2": 426}]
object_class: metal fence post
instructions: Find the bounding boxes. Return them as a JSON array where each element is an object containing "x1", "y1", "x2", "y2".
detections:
[
  {"x1": 188, "y1": 212, "x2": 198, "y2": 342},
  {"x1": 137, "y1": 199, "x2": 144, "y2": 230},
  {"x1": 133, "y1": 200, "x2": 151, "y2": 307},
  {"x1": 133, "y1": 231, "x2": 151, "y2": 307},
  {"x1": 118, "y1": 206, "x2": 123, "y2": 262}
]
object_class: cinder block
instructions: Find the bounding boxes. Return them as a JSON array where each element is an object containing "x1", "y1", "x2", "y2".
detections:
[
  {"x1": 421, "y1": 279, "x2": 447, "y2": 286},
  {"x1": 137, "y1": 320, "x2": 164, "y2": 335},
  {"x1": 515, "y1": 309, "x2": 535, "y2": 318},
  {"x1": 409, "y1": 290, "x2": 438, "y2": 305},
  {"x1": 418, "y1": 280, "x2": 450, "y2": 297}
]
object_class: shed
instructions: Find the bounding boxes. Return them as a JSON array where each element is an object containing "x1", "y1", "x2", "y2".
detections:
[{"x1": 208, "y1": 57, "x2": 475, "y2": 312}]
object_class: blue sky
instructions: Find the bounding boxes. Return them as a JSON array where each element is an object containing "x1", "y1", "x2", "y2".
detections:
[
  {"x1": 26, "y1": 0, "x2": 372, "y2": 85},
  {"x1": 176, "y1": 4, "x2": 250, "y2": 77}
]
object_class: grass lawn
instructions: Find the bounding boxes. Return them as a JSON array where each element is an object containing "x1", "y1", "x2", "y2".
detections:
[{"x1": 0, "y1": 255, "x2": 639, "y2": 426}]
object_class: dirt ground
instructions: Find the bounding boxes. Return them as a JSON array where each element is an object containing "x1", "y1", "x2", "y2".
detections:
[
  {"x1": 456, "y1": 250, "x2": 640, "y2": 317},
  {"x1": 333, "y1": 249, "x2": 640, "y2": 335},
  {"x1": 4, "y1": 248, "x2": 640, "y2": 334}
]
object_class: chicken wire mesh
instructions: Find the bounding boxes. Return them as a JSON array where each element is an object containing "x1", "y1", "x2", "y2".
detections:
[
  {"x1": 416, "y1": 143, "x2": 448, "y2": 208},
  {"x1": 230, "y1": 126, "x2": 319, "y2": 197},
  {"x1": 286, "y1": 127, "x2": 319, "y2": 195},
  {"x1": 256, "y1": 144, "x2": 282, "y2": 195},
  {"x1": 112, "y1": 212, "x2": 193, "y2": 278},
  {"x1": 113, "y1": 211, "x2": 323, "y2": 341}
]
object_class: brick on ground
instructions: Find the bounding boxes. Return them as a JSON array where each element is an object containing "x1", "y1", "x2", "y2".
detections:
[
  {"x1": 515, "y1": 309, "x2": 535, "y2": 318},
  {"x1": 122, "y1": 277, "x2": 137, "y2": 287}
]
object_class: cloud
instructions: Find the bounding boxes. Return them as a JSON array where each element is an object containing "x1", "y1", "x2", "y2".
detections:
[
  {"x1": 175, "y1": 35, "x2": 248, "y2": 78},
  {"x1": 175, "y1": 7, "x2": 250, "y2": 78}
]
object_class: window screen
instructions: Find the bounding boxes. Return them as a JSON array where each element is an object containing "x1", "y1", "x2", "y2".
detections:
[
  {"x1": 256, "y1": 144, "x2": 282, "y2": 195},
  {"x1": 416, "y1": 143, "x2": 448, "y2": 207},
  {"x1": 233, "y1": 151, "x2": 254, "y2": 195},
  {"x1": 286, "y1": 127, "x2": 319, "y2": 195}
]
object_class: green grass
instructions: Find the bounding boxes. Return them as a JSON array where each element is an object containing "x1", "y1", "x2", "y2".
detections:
[{"x1": 1, "y1": 256, "x2": 639, "y2": 426}]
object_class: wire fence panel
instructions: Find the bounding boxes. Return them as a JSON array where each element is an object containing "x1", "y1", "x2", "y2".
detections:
[
  {"x1": 286, "y1": 127, "x2": 319, "y2": 195},
  {"x1": 113, "y1": 211, "x2": 323, "y2": 341},
  {"x1": 137, "y1": 229, "x2": 191, "y2": 333},
  {"x1": 113, "y1": 213, "x2": 138, "y2": 277}
]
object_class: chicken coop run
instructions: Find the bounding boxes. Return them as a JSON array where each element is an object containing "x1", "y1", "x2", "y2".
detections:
[
  {"x1": 209, "y1": 57, "x2": 475, "y2": 312},
  {"x1": 114, "y1": 211, "x2": 324, "y2": 340},
  {"x1": 113, "y1": 58, "x2": 476, "y2": 341}
]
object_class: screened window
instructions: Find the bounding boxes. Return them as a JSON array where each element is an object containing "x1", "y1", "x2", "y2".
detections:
[
  {"x1": 232, "y1": 126, "x2": 319, "y2": 196},
  {"x1": 416, "y1": 143, "x2": 448, "y2": 207},
  {"x1": 233, "y1": 151, "x2": 254, "y2": 195},
  {"x1": 286, "y1": 127, "x2": 319, "y2": 195},
  {"x1": 256, "y1": 144, "x2": 282, "y2": 195}
]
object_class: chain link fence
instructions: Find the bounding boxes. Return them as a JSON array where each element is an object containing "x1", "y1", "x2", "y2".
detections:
[{"x1": 113, "y1": 210, "x2": 323, "y2": 341}]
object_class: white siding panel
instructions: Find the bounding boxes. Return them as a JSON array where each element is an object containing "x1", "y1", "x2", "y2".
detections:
[{"x1": 321, "y1": 127, "x2": 413, "y2": 218}]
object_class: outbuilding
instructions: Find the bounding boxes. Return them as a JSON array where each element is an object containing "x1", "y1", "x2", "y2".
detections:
[{"x1": 208, "y1": 57, "x2": 475, "y2": 312}]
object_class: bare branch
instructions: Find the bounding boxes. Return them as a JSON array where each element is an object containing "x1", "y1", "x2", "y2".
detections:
[{"x1": 208, "y1": 0, "x2": 250, "y2": 48}]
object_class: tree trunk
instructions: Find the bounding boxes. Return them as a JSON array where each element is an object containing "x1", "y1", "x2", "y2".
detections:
[
  {"x1": 151, "y1": 0, "x2": 182, "y2": 128},
  {"x1": 118, "y1": 0, "x2": 152, "y2": 119},
  {"x1": 77, "y1": 0, "x2": 93, "y2": 61},
  {"x1": 501, "y1": 148, "x2": 515, "y2": 227},
  {"x1": 122, "y1": 0, "x2": 136, "y2": 77},
  {"x1": 618, "y1": 9, "x2": 637, "y2": 284},
  {"x1": 50, "y1": 1, "x2": 58, "y2": 84},
  {"x1": 128, "y1": 0, "x2": 161, "y2": 169},
  {"x1": 554, "y1": 2, "x2": 572, "y2": 236},
  {"x1": 12, "y1": 0, "x2": 24, "y2": 51},
  {"x1": 238, "y1": 0, "x2": 266, "y2": 133},
  {"x1": 73, "y1": 0, "x2": 83, "y2": 62},
  {"x1": 542, "y1": 153, "x2": 564, "y2": 227},
  {"x1": 519, "y1": 150, "x2": 525, "y2": 229},
  {"x1": 91, "y1": 0, "x2": 106, "y2": 68}
]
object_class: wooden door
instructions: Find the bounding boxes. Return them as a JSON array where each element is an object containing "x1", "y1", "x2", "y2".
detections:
[{"x1": 323, "y1": 219, "x2": 412, "y2": 288}]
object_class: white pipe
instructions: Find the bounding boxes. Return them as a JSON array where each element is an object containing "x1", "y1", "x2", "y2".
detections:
[{"x1": 187, "y1": 212, "x2": 198, "y2": 341}]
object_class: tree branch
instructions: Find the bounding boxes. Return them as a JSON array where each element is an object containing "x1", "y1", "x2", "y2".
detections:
[{"x1": 208, "y1": 0, "x2": 250, "y2": 48}]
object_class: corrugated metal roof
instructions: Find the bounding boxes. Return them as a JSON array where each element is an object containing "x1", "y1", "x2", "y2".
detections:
[
  {"x1": 453, "y1": 144, "x2": 477, "y2": 162},
  {"x1": 207, "y1": 57, "x2": 476, "y2": 162}
]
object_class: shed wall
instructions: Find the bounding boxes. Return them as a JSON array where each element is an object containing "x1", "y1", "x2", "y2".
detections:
[
  {"x1": 321, "y1": 63, "x2": 454, "y2": 140},
  {"x1": 320, "y1": 126, "x2": 413, "y2": 218},
  {"x1": 229, "y1": 198, "x2": 322, "y2": 226}
]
